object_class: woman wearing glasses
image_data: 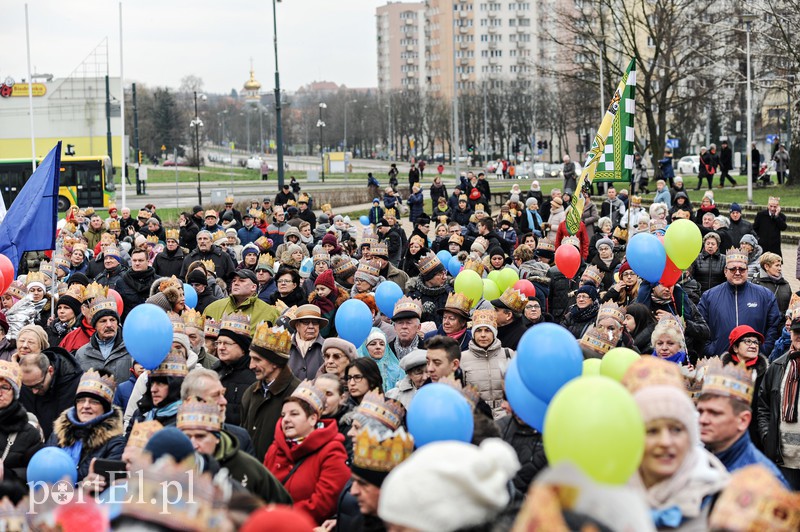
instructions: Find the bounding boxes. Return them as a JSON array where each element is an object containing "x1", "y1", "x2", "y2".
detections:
[
  {"x1": 721, "y1": 325, "x2": 768, "y2": 447},
  {"x1": 602, "y1": 261, "x2": 640, "y2": 306},
  {"x1": 267, "y1": 268, "x2": 307, "y2": 308},
  {"x1": 522, "y1": 299, "x2": 551, "y2": 327}
]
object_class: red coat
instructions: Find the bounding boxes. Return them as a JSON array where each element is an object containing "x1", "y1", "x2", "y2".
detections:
[
  {"x1": 59, "y1": 318, "x2": 95, "y2": 353},
  {"x1": 555, "y1": 220, "x2": 589, "y2": 260},
  {"x1": 263, "y1": 418, "x2": 350, "y2": 524}
]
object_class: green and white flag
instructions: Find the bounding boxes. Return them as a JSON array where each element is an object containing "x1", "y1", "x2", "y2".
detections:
[{"x1": 591, "y1": 66, "x2": 636, "y2": 183}]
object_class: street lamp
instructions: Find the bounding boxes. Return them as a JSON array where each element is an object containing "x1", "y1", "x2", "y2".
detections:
[
  {"x1": 272, "y1": 0, "x2": 286, "y2": 190},
  {"x1": 344, "y1": 99, "x2": 357, "y2": 153},
  {"x1": 318, "y1": 102, "x2": 327, "y2": 182},
  {"x1": 742, "y1": 12, "x2": 757, "y2": 205},
  {"x1": 192, "y1": 91, "x2": 207, "y2": 205}
]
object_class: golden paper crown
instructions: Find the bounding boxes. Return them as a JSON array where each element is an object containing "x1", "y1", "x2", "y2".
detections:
[
  {"x1": 254, "y1": 236, "x2": 272, "y2": 252},
  {"x1": 561, "y1": 236, "x2": 580, "y2": 249},
  {"x1": 158, "y1": 276, "x2": 182, "y2": 294},
  {"x1": 475, "y1": 204, "x2": 485, "y2": 212},
  {"x1": 84, "y1": 207, "x2": 96, "y2": 217},
  {"x1": 298, "y1": 193, "x2": 310, "y2": 204},
  {"x1": 409, "y1": 235, "x2": 425, "y2": 249},
  {"x1": 152, "y1": 348, "x2": 189, "y2": 378},
  {"x1": 449, "y1": 234, "x2": 464, "y2": 246},
  {"x1": 26, "y1": 271, "x2": 48, "y2": 287},
  {"x1": 212, "y1": 230, "x2": 227, "y2": 244},
  {"x1": 597, "y1": 301, "x2": 626, "y2": 325},
  {"x1": 203, "y1": 317, "x2": 220, "y2": 338},
  {"x1": 471, "y1": 309, "x2": 497, "y2": 331},
  {"x1": 168, "y1": 311, "x2": 186, "y2": 335},
  {"x1": 126, "y1": 420, "x2": 164, "y2": 451},
  {"x1": 578, "y1": 325, "x2": 616, "y2": 356},
  {"x1": 57, "y1": 282, "x2": 68, "y2": 296},
  {"x1": 700, "y1": 358, "x2": 755, "y2": 405},
  {"x1": 256, "y1": 253, "x2": 275, "y2": 272},
  {"x1": 165, "y1": 228, "x2": 180, "y2": 241},
  {"x1": 362, "y1": 234, "x2": 379, "y2": 246},
  {"x1": 54, "y1": 254, "x2": 71, "y2": 271},
  {"x1": 417, "y1": 252, "x2": 443, "y2": 277},
  {"x1": 137, "y1": 209, "x2": 151, "y2": 219},
  {"x1": 313, "y1": 251, "x2": 331, "y2": 264},
  {"x1": 385, "y1": 208, "x2": 397, "y2": 219},
  {"x1": 621, "y1": 357, "x2": 685, "y2": 394},
  {"x1": 62, "y1": 221, "x2": 77, "y2": 234},
  {"x1": 84, "y1": 281, "x2": 108, "y2": 300},
  {"x1": 683, "y1": 357, "x2": 714, "y2": 400},
  {"x1": 182, "y1": 308, "x2": 205, "y2": 330},
  {"x1": 252, "y1": 323, "x2": 292, "y2": 356},
  {"x1": 248, "y1": 208, "x2": 261, "y2": 219},
  {"x1": 4, "y1": 281, "x2": 26, "y2": 300},
  {"x1": 220, "y1": 312, "x2": 251, "y2": 337},
  {"x1": 320, "y1": 203, "x2": 332, "y2": 213},
  {"x1": 370, "y1": 241, "x2": 388, "y2": 257},
  {"x1": 39, "y1": 261, "x2": 55, "y2": 278},
  {"x1": 108, "y1": 219, "x2": 121, "y2": 231},
  {"x1": 200, "y1": 259, "x2": 216, "y2": 273},
  {"x1": 0, "y1": 495, "x2": 30, "y2": 530},
  {"x1": 353, "y1": 427, "x2": 414, "y2": 473},
  {"x1": 77, "y1": 369, "x2": 117, "y2": 404},
  {"x1": 709, "y1": 464, "x2": 800, "y2": 531},
  {"x1": 392, "y1": 296, "x2": 422, "y2": 319},
  {"x1": 444, "y1": 292, "x2": 473, "y2": 316},
  {"x1": 355, "y1": 389, "x2": 405, "y2": 431},
  {"x1": 581, "y1": 265, "x2": 604, "y2": 287},
  {"x1": 0, "y1": 360, "x2": 21, "y2": 390},
  {"x1": 726, "y1": 247, "x2": 749, "y2": 264},
  {"x1": 463, "y1": 257, "x2": 485, "y2": 275},
  {"x1": 286, "y1": 199, "x2": 297, "y2": 207},
  {"x1": 498, "y1": 287, "x2": 528, "y2": 314},
  {"x1": 89, "y1": 296, "x2": 118, "y2": 317},
  {"x1": 224, "y1": 196, "x2": 234, "y2": 204},
  {"x1": 145, "y1": 235, "x2": 159, "y2": 245},
  {"x1": 357, "y1": 259, "x2": 381, "y2": 278},
  {"x1": 290, "y1": 380, "x2": 326, "y2": 415},
  {"x1": 177, "y1": 398, "x2": 221, "y2": 432},
  {"x1": 439, "y1": 375, "x2": 481, "y2": 408},
  {"x1": 333, "y1": 257, "x2": 358, "y2": 276},
  {"x1": 630, "y1": 195, "x2": 642, "y2": 206}
]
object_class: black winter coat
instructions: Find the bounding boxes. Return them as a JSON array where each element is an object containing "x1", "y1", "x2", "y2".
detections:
[
  {"x1": 180, "y1": 246, "x2": 236, "y2": 281},
  {"x1": 214, "y1": 355, "x2": 256, "y2": 428},
  {"x1": 0, "y1": 400, "x2": 44, "y2": 488},
  {"x1": 757, "y1": 351, "x2": 798, "y2": 463},
  {"x1": 152, "y1": 247, "x2": 186, "y2": 279},
  {"x1": 180, "y1": 222, "x2": 199, "y2": 251},
  {"x1": 94, "y1": 264, "x2": 126, "y2": 289},
  {"x1": 546, "y1": 263, "x2": 586, "y2": 322},
  {"x1": 693, "y1": 251, "x2": 726, "y2": 293},
  {"x1": 116, "y1": 267, "x2": 157, "y2": 322},
  {"x1": 497, "y1": 415, "x2": 547, "y2": 494},
  {"x1": 752, "y1": 273, "x2": 793, "y2": 316}
]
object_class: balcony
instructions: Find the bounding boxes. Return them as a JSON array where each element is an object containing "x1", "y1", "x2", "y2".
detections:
[
  {"x1": 488, "y1": 26, "x2": 497, "y2": 34},
  {"x1": 489, "y1": 41, "x2": 497, "y2": 49},
  {"x1": 489, "y1": 57, "x2": 499, "y2": 65},
  {"x1": 407, "y1": 71, "x2": 415, "y2": 77},
  {"x1": 516, "y1": 26, "x2": 526, "y2": 33},
  {"x1": 458, "y1": 10, "x2": 468, "y2": 18},
  {"x1": 488, "y1": 12, "x2": 497, "y2": 18},
  {"x1": 460, "y1": 58, "x2": 470, "y2": 66},
  {"x1": 459, "y1": 41, "x2": 469, "y2": 49},
  {"x1": 407, "y1": 45, "x2": 414, "y2": 51},
  {"x1": 459, "y1": 26, "x2": 469, "y2": 34},
  {"x1": 516, "y1": 11, "x2": 526, "y2": 17},
  {"x1": 516, "y1": 40, "x2": 526, "y2": 48},
  {"x1": 461, "y1": 73, "x2": 470, "y2": 81},
  {"x1": 407, "y1": 58, "x2": 416, "y2": 64},
  {"x1": 405, "y1": 18, "x2": 413, "y2": 25}
]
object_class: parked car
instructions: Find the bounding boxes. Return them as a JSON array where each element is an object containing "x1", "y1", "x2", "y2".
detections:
[
  {"x1": 246, "y1": 156, "x2": 264, "y2": 170},
  {"x1": 545, "y1": 163, "x2": 561, "y2": 178},
  {"x1": 163, "y1": 156, "x2": 189, "y2": 167},
  {"x1": 677, "y1": 155, "x2": 699, "y2": 175}
]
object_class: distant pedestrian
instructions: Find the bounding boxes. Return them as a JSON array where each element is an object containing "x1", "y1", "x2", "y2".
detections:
[{"x1": 718, "y1": 140, "x2": 736, "y2": 187}]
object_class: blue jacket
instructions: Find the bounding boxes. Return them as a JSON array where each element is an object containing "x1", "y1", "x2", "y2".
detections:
[
  {"x1": 383, "y1": 195, "x2": 400, "y2": 211},
  {"x1": 658, "y1": 157, "x2": 675, "y2": 182},
  {"x1": 697, "y1": 281, "x2": 782, "y2": 358},
  {"x1": 770, "y1": 327, "x2": 791, "y2": 362},
  {"x1": 408, "y1": 191, "x2": 424, "y2": 223},
  {"x1": 368, "y1": 206, "x2": 385, "y2": 225},
  {"x1": 113, "y1": 374, "x2": 137, "y2": 411},
  {"x1": 713, "y1": 432, "x2": 789, "y2": 488},
  {"x1": 237, "y1": 225, "x2": 262, "y2": 247},
  {"x1": 653, "y1": 188, "x2": 672, "y2": 209}
]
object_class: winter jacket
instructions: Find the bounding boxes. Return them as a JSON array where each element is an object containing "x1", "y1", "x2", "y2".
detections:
[
  {"x1": 693, "y1": 251, "x2": 727, "y2": 293},
  {"x1": 546, "y1": 263, "x2": 586, "y2": 323},
  {"x1": 0, "y1": 338, "x2": 15, "y2": 362},
  {"x1": 728, "y1": 218, "x2": 754, "y2": 248},
  {"x1": 112, "y1": 373, "x2": 137, "y2": 411},
  {"x1": 753, "y1": 209, "x2": 787, "y2": 256},
  {"x1": 407, "y1": 191, "x2": 424, "y2": 224},
  {"x1": 600, "y1": 198, "x2": 626, "y2": 228},
  {"x1": 94, "y1": 264, "x2": 126, "y2": 290},
  {"x1": 385, "y1": 375, "x2": 419, "y2": 409},
  {"x1": 405, "y1": 276, "x2": 453, "y2": 328},
  {"x1": 204, "y1": 295, "x2": 280, "y2": 333},
  {"x1": 461, "y1": 338, "x2": 514, "y2": 419},
  {"x1": 116, "y1": 267, "x2": 157, "y2": 322},
  {"x1": 496, "y1": 318, "x2": 528, "y2": 351},
  {"x1": 264, "y1": 418, "x2": 351, "y2": 524},
  {"x1": 180, "y1": 245, "x2": 236, "y2": 281},
  {"x1": 59, "y1": 317, "x2": 95, "y2": 354},
  {"x1": 497, "y1": 415, "x2": 547, "y2": 494},
  {"x1": 266, "y1": 221, "x2": 291, "y2": 249},
  {"x1": 289, "y1": 335, "x2": 324, "y2": 382},
  {"x1": 179, "y1": 221, "x2": 199, "y2": 251},
  {"x1": 561, "y1": 307, "x2": 597, "y2": 340},
  {"x1": 0, "y1": 400, "x2": 44, "y2": 488},
  {"x1": 215, "y1": 430, "x2": 292, "y2": 504},
  {"x1": 636, "y1": 282, "x2": 711, "y2": 360},
  {"x1": 241, "y1": 367, "x2": 300, "y2": 462},
  {"x1": 19, "y1": 348, "x2": 82, "y2": 440},
  {"x1": 380, "y1": 228, "x2": 404, "y2": 267},
  {"x1": 422, "y1": 326, "x2": 472, "y2": 352},
  {"x1": 581, "y1": 201, "x2": 600, "y2": 238},
  {"x1": 697, "y1": 281, "x2": 782, "y2": 358},
  {"x1": 588, "y1": 254, "x2": 621, "y2": 292},
  {"x1": 430, "y1": 183, "x2": 448, "y2": 205},
  {"x1": 380, "y1": 261, "x2": 408, "y2": 289},
  {"x1": 752, "y1": 271, "x2": 792, "y2": 316},
  {"x1": 555, "y1": 221, "x2": 589, "y2": 260},
  {"x1": 46, "y1": 407, "x2": 126, "y2": 481},
  {"x1": 152, "y1": 248, "x2": 186, "y2": 279},
  {"x1": 237, "y1": 225, "x2": 262, "y2": 247},
  {"x1": 75, "y1": 332, "x2": 133, "y2": 385},
  {"x1": 214, "y1": 354, "x2": 256, "y2": 428},
  {"x1": 452, "y1": 207, "x2": 473, "y2": 227},
  {"x1": 757, "y1": 351, "x2": 800, "y2": 464},
  {"x1": 769, "y1": 327, "x2": 791, "y2": 363},
  {"x1": 653, "y1": 187, "x2": 672, "y2": 209},
  {"x1": 712, "y1": 431, "x2": 788, "y2": 487}
]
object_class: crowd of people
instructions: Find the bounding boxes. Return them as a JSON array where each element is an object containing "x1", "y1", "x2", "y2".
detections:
[{"x1": 0, "y1": 172, "x2": 798, "y2": 531}]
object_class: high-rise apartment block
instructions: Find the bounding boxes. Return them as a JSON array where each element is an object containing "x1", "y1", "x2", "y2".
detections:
[{"x1": 377, "y1": 2, "x2": 427, "y2": 92}]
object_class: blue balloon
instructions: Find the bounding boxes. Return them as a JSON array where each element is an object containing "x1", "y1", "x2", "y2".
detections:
[
  {"x1": 516, "y1": 323, "x2": 583, "y2": 403},
  {"x1": 183, "y1": 283, "x2": 198, "y2": 309},
  {"x1": 505, "y1": 357, "x2": 549, "y2": 431},
  {"x1": 627, "y1": 232, "x2": 667, "y2": 284},
  {"x1": 335, "y1": 299, "x2": 373, "y2": 347},
  {"x1": 27, "y1": 447, "x2": 78, "y2": 485},
  {"x1": 436, "y1": 250, "x2": 453, "y2": 270},
  {"x1": 375, "y1": 281, "x2": 403, "y2": 317},
  {"x1": 407, "y1": 383, "x2": 474, "y2": 447},
  {"x1": 447, "y1": 254, "x2": 463, "y2": 277},
  {"x1": 359, "y1": 215, "x2": 370, "y2": 226},
  {"x1": 122, "y1": 303, "x2": 173, "y2": 370},
  {"x1": 299, "y1": 257, "x2": 314, "y2": 277}
]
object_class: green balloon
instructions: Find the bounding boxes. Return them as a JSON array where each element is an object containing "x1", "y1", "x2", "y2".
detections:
[
  {"x1": 600, "y1": 348, "x2": 642, "y2": 382},
  {"x1": 487, "y1": 270, "x2": 502, "y2": 285},
  {"x1": 664, "y1": 219, "x2": 702, "y2": 270},
  {"x1": 543, "y1": 376, "x2": 645, "y2": 485},
  {"x1": 454, "y1": 270, "x2": 483, "y2": 308},
  {"x1": 496, "y1": 267, "x2": 520, "y2": 292},
  {"x1": 583, "y1": 358, "x2": 602, "y2": 376},
  {"x1": 482, "y1": 278, "x2": 501, "y2": 301}
]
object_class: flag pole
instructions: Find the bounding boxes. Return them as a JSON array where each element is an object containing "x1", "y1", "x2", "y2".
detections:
[
  {"x1": 24, "y1": 4, "x2": 37, "y2": 171},
  {"x1": 119, "y1": 1, "x2": 127, "y2": 210}
]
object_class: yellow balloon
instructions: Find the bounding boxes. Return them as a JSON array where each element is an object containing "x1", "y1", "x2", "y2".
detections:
[
  {"x1": 454, "y1": 270, "x2": 483, "y2": 308},
  {"x1": 482, "y1": 279, "x2": 501, "y2": 301},
  {"x1": 664, "y1": 219, "x2": 702, "y2": 270},
  {"x1": 600, "y1": 348, "x2": 642, "y2": 382},
  {"x1": 583, "y1": 358, "x2": 602, "y2": 375}
]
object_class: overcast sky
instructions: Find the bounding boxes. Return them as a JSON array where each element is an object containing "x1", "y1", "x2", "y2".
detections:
[{"x1": 1, "y1": 0, "x2": 387, "y2": 94}]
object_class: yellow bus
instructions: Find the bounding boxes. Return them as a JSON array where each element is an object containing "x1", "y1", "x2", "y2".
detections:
[{"x1": 0, "y1": 155, "x2": 115, "y2": 212}]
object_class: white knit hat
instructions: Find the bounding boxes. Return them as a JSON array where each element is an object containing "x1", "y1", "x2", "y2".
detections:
[
  {"x1": 378, "y1": 438, "x2": 520, "y2": 531},
  {"x1": 634, "y1": 385, "x2": 699, "y2": 444}
]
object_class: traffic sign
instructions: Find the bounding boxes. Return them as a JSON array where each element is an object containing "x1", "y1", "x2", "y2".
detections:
[
  {"x1": 765, "y1": 134, "x2": 779, "y2": 144},
  {"x1": 666, "y1": 138, "x2": 679, "y2": 149}
]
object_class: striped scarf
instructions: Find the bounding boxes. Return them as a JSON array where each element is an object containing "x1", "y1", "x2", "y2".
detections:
[{"x1": 782, "y1": 353, "x2": 800, "y2": 423}]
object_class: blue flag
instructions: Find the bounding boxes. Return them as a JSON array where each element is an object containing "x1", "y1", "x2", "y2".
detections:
[{"x1": 0, "y1": 141, "x2": 61, "y2": 275}]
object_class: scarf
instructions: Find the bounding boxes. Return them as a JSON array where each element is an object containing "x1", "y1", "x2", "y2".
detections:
[
  {"x1": 393, "y1": 335, "x2": 420, "y2": 361},
  {"x1": 730, "y1": 353, "x2": 759, "y2": 368},
  {"x1": 651, "y1": 292, "x2": 673, "y2": 306},
  {"x1": 569, "y1": 300, "x2": 599, "y2": 322},
  {"x1": 145, "y1": 399, "x2": 183, "y2": 422},
  {"x1": 63, "y1": 407, "x2": 118, "y2": 465},
  {"x1": 652, "y1": 350, "x2": 688, "y2": 365},
  {"x1": 315, "y1": 293, "x2": 336, "y2": 314},
  {"x1": 357, "y1": 328, "x2": 405, "y2": 392},
  {"x1": 447, "y1": 326, "x2": 467, "y2": 342},
  {"x1": 52, "y1": 320, "x2": 74, "y2": 337},
  {"x1": 781, "y1": 351, "x2": 800, "y2": 422}
]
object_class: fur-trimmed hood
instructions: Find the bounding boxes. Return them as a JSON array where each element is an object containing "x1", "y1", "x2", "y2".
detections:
[
  {"x1": 53, "y1": 406, "x2": 123, "y2": 451},
  {"x1": 148, "y1": 277, "x2": 183, "y2": 304}
]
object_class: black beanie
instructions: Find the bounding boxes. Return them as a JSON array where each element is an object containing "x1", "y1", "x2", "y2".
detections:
[
  {"x1": 144, "y1": 427, "x2": 195, "y2": 462},
  {"x1": 57, "y1": 295, "x2": 83, "y2": 318},
  {"x1": 68, "y1": 272, "x2": 90, "y2": 287},
  {"x1": 91, "y1": 308, "x2": 119, "y2": 329},
  {"x1": 217, "y1": 328, "x2": 252, "y2": 353},
  {"x1": 186, "y1": 269, "x2": 208, "y2": 286}
]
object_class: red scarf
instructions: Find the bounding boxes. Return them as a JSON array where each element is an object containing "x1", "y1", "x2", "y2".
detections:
[
  {"x1": 730, "y1": 354, "x2": 759, "y2": 367},
  {"x1": 447, "y1": 327, "x2": 467, "y2": 342}
]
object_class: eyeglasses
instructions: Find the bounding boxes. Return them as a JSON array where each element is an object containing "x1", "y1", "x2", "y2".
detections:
[
  {"x1": 277, "y1": 279, "x2": 294, "y2": 285},
  {"x1": 727, "y1": 267, "x2": 747, "y2": 274},
  {"x1": 525, "y1": 304, "x2": 541, "y2": 310},
  {"x1": 575, "y1": 294, "x2": 591, "y2": 300},
  {"x1": 346, "y1": 374, "x2": 365, "y2": 383},
  {"x1": 215, "y1": 340, "x2": 237, "y2": 348},
  {"x1": 323, "y1": 353, "x2": 344, "y2": 360},
  {"x1": 622, "y1": 271, "x2": 637, "y2": 278},
  {"x1": 0, "y1": 385, "x2": 13, "y2": 394},
  {"x1": 297, "y1": 319, "x2": 319, "y2": 326},
  {"x1": 24, "y1": 373, "x2": 48, "y2": 392},
  {"x1": 740, "y1": 338, "x2": 760, "y2": 346}
]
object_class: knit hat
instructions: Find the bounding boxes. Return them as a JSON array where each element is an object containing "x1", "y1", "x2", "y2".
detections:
[
  {"x1": 57, "y1": 294, "x2": 83, "y2": 318},
  {"x1": 618, "y1": 261, "x2": 632, "y2": 276},
  {"x1": 186, "y1": 269, "x2": 208, "y2": 286},
  {"x1": 322, "y1": 337, "x2": 358, "y2": 362},
  {"x1": 729, "y1": 202, "x2": 742, "y2": 213},
  {"x1": 0, "y1": 360, "x2": 22, "y2": 399},
  {"x1": 146, "y1": 292, "x2": 173, "y2": 313},
  {"x1": 68, "y1": 272, "x2": 90, "y2": 287},
  {"x1": 18, "y1": 324, "x2": 50, "y2": 351},
  {"x1": 740, "y1": 234, "x2": 758, "y2": 248},
  {"x1": 321, "y1": 233, "x2": 338, "y2": 248},
  {"x1": 242, "y1": 243, "x2": 260, "y2": 257},
  {"x1": 525, "y1": 197, "x2": 538, "y2": 208},
  {"x1": 595, "y1": 237, "x2": 614, "y2": 251},
  {"x1": 241, "y1": 505, "x2": 316, "y2": 532},
  {"x1": 634, "y1": 385, "x2": 698, "y2": 444},
  {"x1": 378, "y1": 439, "x2": 520, "y2": 531},
  {"x1": 471, "y1": 236, "x2": 489, "y2": 256},
  {"x1": 314, "y1": 269, "x2": 336, "y2": 292},
  {"x1": 144, "y1": 427, "x2": 195, "y2": 462},
  {"x1": 576, "y1": 285, "x2": 599, "y2": 301}
]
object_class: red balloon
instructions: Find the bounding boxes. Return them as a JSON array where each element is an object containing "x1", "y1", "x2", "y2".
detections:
[
  {"x1": 0, "y1": 254, "x2": 13, "y2": 293},
  {"x1": 555, "y1": 244, "x2": 581, "y2": 279},
  {"x1": 513, "y1": 279, "x2": 536, "y2": 299},
  {"x1": 0, "y1": 270, "x2": 4, "y2": 297},
  {"x1": 108, "y1": 288, "x2": 124, "y2": 315},
  {"x1": 659, "y1": 256, "x2": 683, "y2": 287}
]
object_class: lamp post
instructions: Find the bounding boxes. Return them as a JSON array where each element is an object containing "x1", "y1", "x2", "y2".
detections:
[
  {"x1": 344, "y1": 99, "x2": 357, "y2": 154},
  {"x1": 318, "y1": 102, "x2": 327, "y2": 182},
  {"x1": 743, "y1": 12, "x2": 757, "y2": 205},
  {"x1": 192, "y1": 91, "x2": 206, "y2": 205},
  {"x1": 272, "y1": 0, "x2": 286, "y2": 190}
]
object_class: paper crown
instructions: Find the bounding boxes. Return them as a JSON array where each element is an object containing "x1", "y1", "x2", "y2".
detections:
[
  {"x1": 621, "y1": 357, "x2": 685, "y2": 394},
  {"x1": 151, "y1": 348, "x2": 189, "y2": 378},
  {"x1": 448, "y1": 234, "x2": 464, "y2": 246},
  {"x1": 357, "y1": 259, "x2": 381, "y2": 278},
  {"x1": 298, "y1": 193, "x2": 310, "y2": 203},
  {"x1": 212, "y1": 230, "x2": 227, "y2": 244},
  {"x1": 182, "y1": 308, "x2": 205, "y2": 330},
  {"x1": 108, "y1": 219, "x2": 121, "y2": 231},
  {"x1": 708, "y1": 464, "x2": 800, "y2": 531},
  {"x1": 168, "y1": 311, "x2": 186, "y2": 335},
  {"x1": 89, "y1": 296, "x2": 118, "y2": 317},
  {"x1": 177, "y1": 398, "x2": 222, "y2": 432},
  {"x1": 320, "y1": 203, "x2": 332, "y2": 213},
  {"x1": 165, "y1": 228, "x2": 180, "y2": 241},
  {"x1": 385, "y1": 208, "x2": 397, "y2": 218},
  {"x1": 393, "y1": 296, "x2": 422, "y2": 319},
  {"x1": 57, "y1": 282, "x2": 68, "y2": 296},
  {"x1": 39, "y1": 261, "x2": 55, "y2": 279},
  {"x1": 578, "y1": 325, "x2": 616, "y2": 356},
  {"x1": 581, "y1": 265, "x2": 604, "y2": 287},
  {"x1": 220, "y1": 312, "x2": 251, "y2": 337},
  {"x1": 247, "y1": 208, "x2": 261, "y2": 219},
  {"x1": 224, "y1": 195, "x2": 234, "y2": 204},
  {"x1": 0, "y1": 360, "x2": 21, "y2": 390},
  {"x1": 683, "y1": 357, "x2": 714, "y2": 400},
  {"x1": 362, "y1": 234, "x2": 379, "y2": 247},
  {"x1": 145, "y1": 235, "x2": 159, "y2": 245},
  {"x1": 4, "y1": 281, "x2": 26, "y2": 300},
  {"x1": 26, "y1": 271, "x2": 48, "y2": 288},
  {"x1": 417, "y1": 252, "x2": 443, "y2": 276},
  {"x1": 62, "y1": 221, "x2": 78, "y2": 234},
  {"x1": 256, "y1": 253, "x2": 275, "y2": 272},
  {"x1": 313, "y1": 251, "x2": 331, "y2": 264},
  {"x1": 355, "y1": 389, "x2": 405, "y2": 431},
  {"x1": 84, "y1": 207, "x2": 95, "y2": 216},
  {"x1": 597, "y1": 301, "x2": 626, "y2": 325},
  {"x1": 630, "y1": 195, "x2": 642, "y2": 206},
  {"x1": 126, "y1": 420, "x2": 164, "y2": 451},
  {"x1": 472, "y1": 309, "x2": 497, "y2": 331},
  {"x1": 726, "y1": 247, "x2": 749, "y2": 264},
  {"x1": 290, "y1": 380, "x2": 326, "y2": 415},
  {"x1": 700, "y1": 358, "x2": 756, "y2": 405},
  {"x1": 370, "y1": 241, "x2": 389, "y2": 257},
  {"x1": 409, "y1": 235, "x2": 425, "y2": 249},
  {"x1": 84, "y1": 281, "x2": 109, "y2": 300},
  {"x1": 200, "y1": 259, "x2": 216, "y2": 274},
  {"x1": 0, "y1": 494, "x2": 31, "y2": 530},
  {"x1": 439, "y1": 375, "x2": 481, "y2": 408},
  {"x1": 252, "y1": 323, "x2": 292, "y2": 356},
  {"x1": 463, "y1": 257, "x2": 485, "y2": 275},
  {"x1": 254, "y1": 236, "x2": 272, "y2": 252},
  {"x1": 498, "y1": 287, "x2": 528, "y2": 314},
  {"x1": 77, "y1": 369, "x2": 117, "y2": 404},
  {"x1": 561, "y1": 236, "x2": 580, "y2": 249},
  {"x1": 657, "y1": 313, "x2": 685, "y2": 336},
  {"x1": 203, "y1": 317, "x2": 220, "y2": 338},
  {"x1": 103, "y1": 244, "x2": 121, "y2": 257},
  {"x1": 353, "y1": 427, "x2": 414, "y2": 474},
  {"x1": 54, "y1": 254, "x2": 71, "y2": 271},
  {"x1": 444, "y1": 292, "x2": 473, "y2": 317},
  {"x1": 333, "y1": 257, "x2": 358, "y2": 276}
]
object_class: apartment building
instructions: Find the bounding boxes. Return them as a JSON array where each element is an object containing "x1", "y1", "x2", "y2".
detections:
[{"x1": 377, "y1": 2, "x2": 427, "y2": 92}]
